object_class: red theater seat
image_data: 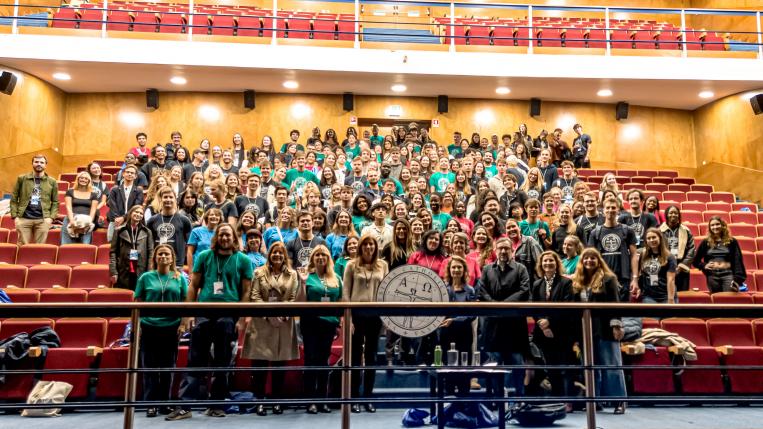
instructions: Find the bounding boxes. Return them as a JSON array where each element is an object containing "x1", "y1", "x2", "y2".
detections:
[
  {"x1": 690, "y1": 184, "x2": 714, "y2": 193},
  {"x1": 707, "y1": 318, "x2": 755, "y2": 347},
  {"x1": 652, "y1": 176, "x2": 674, "y2": 185},
  {"x1": 706, "y1": 202, "x2": 731, "y2": 212},
  {"x1": 741, "y1": 251, "x2": 756, "y2": 270},
  {"x1": 711, "y1": 292, "x2": 753, "y2": 305},
  {"x1": 96, "y1": 244, "x2": 111, "y2": 264},
  {"x1": 0, "y1": 228, "x2": 9, "y2": 243},
  {"x1": 96, "y1": 346, "x2": 129, "y2": 398},
  {"x1": 753, "y1": 319, "x2": 763, "y2": 346},
  {"x1": 132, "y1": 12, "x2": 158, "y2": 33},
  {"x1": 0, "y1": 318, "x2": 54, "y2": 338},
  {"x1": 537, "y1": 28, "x2": 561, "y2": 47},
  {"x1": 0, "y1": 265, "x2": 27, "y2": 288},
  {"x1": 725, "y1": 347, "x2": 763, "y2": 394},
  {"x1": 732, "y1": 202, "x2": 757, "y2": 213},
  {"x1": 43, "y1": 318, "x2": 107, "y2": 399},
  {"x1": 56, "y1": 244, "x2": 98, "y2": 266},
  {"x1": 336, "y1": 17, "x2": 354, "y2": 41},
  {"x1": 105, "y1": 317, "x2": 130, "y2": 345},
  {"x1": 677, "y1": 290, "x2": 710, "y2": 304},
  {"x1": 680, "y1": 210, "x2": 703, "y2": 225},
  {"x1": 91, "y1": 230, "x2": 109, "y2": 246},
  {"x1": 564, "y1": 29, "x2": 585, "y2": 47},
  {"x1": 662, "y1": 191, "x2": 686, "y2": 202},
  {"x1": 684, "y1": 191, "x2": 710, "y2": 203},
  {"x1": 1, "y1": 287, "x2": 39, "y2": 302},
  {"x1": 633, "y1": 30, "x2": 656, "y2": 49},
  {"x1": 730, "y1": 224, "x2": 757, "y2": 239},
  {"x1": 585, "y1": 29, "x2": 606, "y2": 48},
  {"x1": 16, "y1": 244, "x2": 58, "y2": 266},
  {"x1": 106, "y1": 10, "x2": 132, "y2": 31},
  {"x1": 25, "y1": 265, "x2": 71, "y2": 289},
  {"x1": 312, "y1": 17, "x2": 336, "y2": 40},
  {"x1": 88, "y1": 288, "x2": 134, "y2": 302},
  {"x1": 0, "y1": 318, "x2": 55, "y2": 400},
  {"x1": 628, "y1": 347, "x2": 674, "y2": 394},
  {"x1": 681, "y1": 202, "x2": 705, "y2": 212},
  {"x1": 689, "y1": 270, "x2": 708, "y2": 292},
  {"x1": 736, "y1": 237, "x2": 757, "y2": 252},
  {"x1": 158, "y1": 12, "x2": 186, "y2": 33},
  {"x1": 210, "y1": 14, "x2": 236, "y2": 36},
  {"x1": 646, "y1": 183, "x2": 668, "y2": 193},
  {"x1": 39, "y1": 288, "x2": 88, "y2": 303},
  {"x1": 69, "y1": 265, "x2": 111, "y2": 290},
  {"x1": 702, "y1": 210, "x2": 730, "y2": 223},
  {"x1": 659, "y1": 318, "x2": 724, "y2": 394},
  {"x1": 711, "y1": 192, "x2": 735, "y2": 203}
]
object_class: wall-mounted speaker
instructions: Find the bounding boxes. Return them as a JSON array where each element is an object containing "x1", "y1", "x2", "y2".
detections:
[
  {"x1": 146, "y1": 89, "x2": 159, "y2": 110},
  {"x1": 244, "y1": 89, "x2": 256, "y2": 110},
  {"x1": 615, "y1": 102, "x2": 629, "y2": 120},
  {"x1": 750, "y1": 94, "x2": 763, "y2": 115},
  {"x1": 0, "y1": 71, "x2": 18, "y2": 96},
  {"x1": 437, "y1": 95, "x2": 448, "y2": 113},
  {"x1": 343, "y1": 93, "x2": 354, "y2": 111},
  {"x1": 529, "y1": 98, "x2": 541, "y2": 117}
]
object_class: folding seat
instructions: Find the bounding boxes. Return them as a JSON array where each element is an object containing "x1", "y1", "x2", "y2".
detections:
[
  {"x1": 78, "y1": 8, "x2": 104, "y2": 30},
  {"x1": 536, "y1": 28, "x2": 561, "y2": 47},
  {"x1": 585, "y1": 29, "x2": 606, "y2": 48},
  {"x1": 632, "y1": 29, "x2": 655, "y2": 49},
  {"x1": 724, "y1": 347, "x2": 763, "y2": 393},
  {"x1": 740, "y1": 251, "x2": 756, "y2": 270},
  {"x1": 681, "y1": 202, "x2": 706, "y2": 212},
  {"x1": 730, "y1": 223, "x2": 757, "y2": 239},
  {"x1": 312, "y1": 16, "x2": 336, "y2": 40},
  {"x1": 702, "y1": 33, "x2": 725, "y2": 51},
  {"x1": 702, "y1": 210, "x2": 730, "y2": 223},
  {"x1": 236, "y1": 15, "x2": 261, "y2": 36},
  {"x1": 690, "y1": 184, "x2": 714, "y2": 193},
  {"x1": 467, "y1": 24, "x2": 491, "y2": 45},
  {"x1": 673, "y1": 177, "x2": 695, "y2": 186},
  {"x1": 563, "y1": 29, "x2": 585, "y2": 47},
  {"x1": 655, "y1": 31, "x2": 679, "y2": 50},
  {"x1": 337, "y1": 16, "x2": 355, "y2": 41},
  {"x1": 1, "y1": 215, "x2": 14, "y2": 230},
  {"x1": 158, "y1": 12, "x2": 186, "y2": 33},
  {"x1": 96, "y1": 346, "x2": 129, "y2": 398},
  {"x1": 2, "y1": 287, "x2": 39, "y2": 302},
  {"x1": 91, "y1": 230, "x2": 108, "y2": 246},
  {"x1": 659, "y1": 318, "x2": 724, "y2": 394},
  {"x1": 0, "y1": 265, "x2": 26, "y2": 288},
  {"x1": 746, "y1": 270, "x2": 757, "y2": 291},
  {"x1": 57, "y1": 182, "x2": 69, "y2": 192},
  {"x1": 56, "y1": 244, "x2": 97, "y2": 266},
  {"x1": 210, "y1": 14, "x2": 236, "y2": 36},
  {"x1": 105, "y1": 318, "x2": 130, "y2": 346},
  {"x1": 684, "y1": 31, "x2": 702, "y2": 50},
  {"x1": 132, "y1": 12, "x2": 158, "y2": 32},
  {"x1": 39, "y1": 288, "x2": 88, "y2": 303},
  {"x1": 754, "y1": 319, "x2": 763, "y2": 346},
  {"x1": 629, "y1": 176, "x2": 651, "y2": 185},
  {"x1": 610, "y1": 29, "x2": 633, "y2": 49},
  {"x1": 689, "y1": 270, "x2": 708, "y2": 292},
  {"x1": 96, "y1": 244, "x2": 110, "y2": 265},
  {"x1": 191, "y1": 14, "x2": 211, "y2": 35},
  {"x1": 0, "y1": 318, "x2": 55, "y2": 400},
  {"x1": 757, "y1": 251, "x2": 763, "y2": 270},
  {"x1": 52, "y1": 7, "x2": 79, "y2": 28},
  {"x1": 26, "y1": 265, "x2": 71, "y2": 290},
  {"x1": 736, "y1": 237, "x2": 756, "y2": 252},
  {"x1": 645, "y1": 183, "x2": 668, "y2": 192},
  {"x1": 42, "y1": 318, "x2": 107, "y2": 399},
  {"x1": 684, "y1": 222, "x2": 700, "y2": 236},
  {"x1": 106, "y1": 9, "x2": 132, "y2": 30},
  {"x1": 88, "y1": 288, "x2": 134, "y2": 302},
  {"x1": 638, "y1": 170, "x2": 658, "y2": 178},
  {"x1": 627, "y1": 347, "x2": 675, "y2": 394},
  {"x1": 708, "y1": 319, "x2": 755, "y2": 347},
  {"x1": 67, "y1": 265, "x2": 111, "y2": 290},
  {"x1": 667, "y1": 183, "x2": 690, "y2": 193},
  {"x1": 711, "y1": 192, "x2": 735, "y2": 203},
  {"x1": 643, "y1": 190, "x2": 661, "y2": 202},
  {"x1": 676, "y1": 290, "x2": 710, "y2": 304},
  {"x1": 642, "y1": 318, "x2": 660, "y2": 330},
  {"x1": 731, "y1": 211, "x2": 757, "y2": 225},
  {"x1": 757, "y1": 238, "x2": 763, "y2": 253},
  {"x1": 16, "y1": 244, "x2": 57, "y2": 266},
  {"x1": 661, "y1": 191, "x2": 686, "y2": 203},
  {"x1": 732, "y1": 202, "x2": 757, "y2": 213},
  {"x1": 759, "y1": 212, "x2": 763, "y2": 223},
  {"x1": 757, "y1": 290, "x2": 763, "y2": 304},
  {"x1": 577, "y1": 169, "x2": 595, "y2": 178},
  {"x1": 711, "y1": 292, "x2": 753, "y2": 305}
]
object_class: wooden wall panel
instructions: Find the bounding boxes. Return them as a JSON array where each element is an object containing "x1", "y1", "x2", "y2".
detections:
[
  {"x1": 59, "y1": 92, "x2": 697, "y2": 174},
  {"x1": 0, "y1": 67, "x2": 66, "y2": 193},
  {"x1": 688, "y1": 1, "x2": 761, "y2": 44}
]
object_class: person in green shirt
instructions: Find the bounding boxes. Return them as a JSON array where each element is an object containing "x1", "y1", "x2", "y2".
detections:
[
  {"x1": 561, "y1": 234, "x2": 583, "y2": 275},
  {"x1": 518, "y1": 198, "x2": 552, "y2": 248},
  {"x1": 167, "y1": 223, "x2": 253, "y2": 421},
  {"x1": 429, "y1": 194, "x2": 452, "y2": 232},
  {"x1": 134, "y1": 244, "x2": 188, "y2": 418},
  {"x1": 334, "y1": 235, "x2": 359, "y2": 281},
  {"x1": 298, "y1": 244, "x2": 343, "y2": 414},
  {"x1": 284, "y1": 151, "x2": 320, "y2": 198},
  {"x1": 447, "y1": 131, "x2": 462, "y2": 156},
  {"x1": 368, "y1": 124, "x2": 384, "y2": 149},
  {"x1": 429, "y1": 157, "x2": 456, "y2": 194},
  {"x1": 344, "y1": 134, "x2": 361, "y2": 160}
]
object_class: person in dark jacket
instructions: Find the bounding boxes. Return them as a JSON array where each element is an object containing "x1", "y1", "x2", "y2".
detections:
[
  {"x1": 659, "y1": 206, "x2": 695, "y2": 292},
  {"x1": 530, "y1": 251, "x2": 576, "y2": 411},
  {"x1": 107, "y1": 164, "x2": 145, "y2": 241},
  {"x1": 109, "y1": 205, "x2": 154, "y2": 290},
  {"x1": 693, "y1": 216, "x2": 746, "y2": 293},
  {"x1": 477, "y1": 237, "x2": 530, "y2": 397},
  {"x1": 571, "y1": 248, "x2": 626, "y2": 415},
  {"x1": 439, "y1": 255, "x2": 476, "y2": 395},
  {"x1": 505, "y1": 218, "x2": 543, "y2": 285}
]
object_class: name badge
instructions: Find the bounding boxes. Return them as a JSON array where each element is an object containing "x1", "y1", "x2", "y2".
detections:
[
  {"x1": 269, "y1": 296, "x2": 279, "y2": 302},
  {"x1": 649, "y1": 274, "x2": 659, "y2": 286},
  {"x1": 670, "y1": 248, "x2": 678, "y2": 257},
  {"x1": 129, "y1": 249, "x2": 139, "y2": 261},
  {"x1": 213, "y1": 281, "x2": 224, "y2": 295},
  {"x1": 321, "y1": 296, "x2": 331, "y2": 302},
  {"x1": 159, "y1": 237, "x2": 168, "y2": 244}
]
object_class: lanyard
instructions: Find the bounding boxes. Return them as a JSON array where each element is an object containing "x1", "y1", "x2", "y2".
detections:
[
  {"x1": 215, "y1": 253, "x2": 234, "y2": 281},
  {"x1": 129, "y1": 226, "x2": 138, "y2": 250},
  {"x1": 157, "y1": 272, "x2": 172, "y2": 302}
]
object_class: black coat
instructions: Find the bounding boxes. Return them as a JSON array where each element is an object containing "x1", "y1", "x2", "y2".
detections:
[
  {"x1": 693, "y1": 238, "x2": 747, "y2": 285},
  {"x1": 571, "y1": 275, "x2": 622, "y2": 342},
  {"x1": 530, "y1": 276, "x2": 577, "y2": 366},
  {"x1": 477, "y1": 261, "x2": 530, "y2": 355},
  {"x1": 106, "y1": 185, "x2": 144, "y2": 222},
  {"x1": 109, "y1": 223, "x2": 153, "y2": 290}
]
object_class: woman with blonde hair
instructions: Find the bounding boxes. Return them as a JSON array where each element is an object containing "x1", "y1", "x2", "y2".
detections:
[
  {"x1": 598, "y1": 172, "x2": 620, "y2": 201},
  {"x1": 244, "y1": 241, "x2": 299, "y2": 416},
  {"x1": 571, "y1": 248, "x2": 626, "y2": 414},
  {"x1": 550, "y1": 203, "x2": 584, "y2": 256},
  {"x1": 343, "y1": 234, "x2": 389, "y2": 413},
  {"x1": 62, "y1": 171, "x2": 99, "y2": 245},
  {"x1": 263, "y1": 206, "x2": 298, "y2": 250},
  {"x1": 204, "y1": 163, "x2": 224, "y2": 184},
  {"x1": 298, "y1": 244, "x2": 342, "y2": 414},
  {"x1": 142, "y1": 172, "x2": 169, "y2": 220},
  {"x1": 521, "y1": 167, "x2": 545, "y2": 201}
]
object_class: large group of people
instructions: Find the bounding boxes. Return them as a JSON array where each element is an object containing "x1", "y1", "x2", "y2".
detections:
[{"x1": 6, "y1": 121, "x2": 749, "y2": 419}]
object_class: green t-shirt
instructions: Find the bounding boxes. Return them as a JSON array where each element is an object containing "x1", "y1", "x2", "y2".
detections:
[
  {"x1": 429, "y1": 171, "x2": 455, "y2": 193},
  {"x1": 485, "y1": 165, "x2": 498, "y2": 179},
  {"x1": 193, "y1": 250, "x2": 254, "y2": 303},
  {"x1": 345, "y1": 144, "x2": 361, "y2": 160},
  {"x1": 334, "y1": 257, "x2": 350, "y2": 282},
  {"x1": 134, "y1": 271, "x2": 188, "y2": 327},
  {"x1": 562, "y1": 255, "x2": 580, "y2": 275},
  {"x1": 518, "y1": 219, "x2": 551, "y2": 244},
  {"x1": 368, "y1": 135, "x2": 384, "y2": 148},
  {"x1": 352, "y1": 215, "x2": 370, "y2": 235},
  {"x1": 284, "y1": 168, "x2": 319, "y2": 194},
  {"x1": 431, "y1": 212, "x2": 452, "y2": 232},
  {"x1": 304, "y1": 272, "x2": 343, "y2": 324}
]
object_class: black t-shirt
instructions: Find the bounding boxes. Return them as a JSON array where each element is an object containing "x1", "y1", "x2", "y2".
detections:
[
  {"x1": 551, "y1": 224, "x2": 585, "y2": 257},
  {"x1": 146, "y1": 212, "x2": 193, "y2": 266},
  {"x1": 640, "y1": 252, "x2": 677, "y2": 302},
  {"x1": 221, "y1": 165, "x2": 240, "y2": 177},
  {"x1": 587, "y1": 224, "x2": 637, "y2": 282},
  {"x1": 551, "y1": 177, "x2": 580, "y2": 203},
  {"x1": 182, "y1": 163, "x2": 207, "y2": 183},
  {"x1": 205, "y1": 200, "x2": 239, "y2": 221},
  {"x1": 617, "y1": 212, "x2": 658, "y2": 248},
  {"x1": 344, "y1": 174, "x2": 367, "y2": 194},
  {"x1": 66, "y1": 189, "x2": 99, "y2": 217},
  {"x1": 234, "y1": 195, "x2": 271, "y2": 226},
  {"x1": 286, "y1": 235, "x2": 326, "y2": 268},
  {"x1": 22, "y1": 177, "x2": 44, "y2": 219},
  {"x1": 575, "y1": 214, "x2": 605, "y2": 243}
]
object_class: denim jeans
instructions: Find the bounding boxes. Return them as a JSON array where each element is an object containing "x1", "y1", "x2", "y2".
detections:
[
  {"x1": 594, "y1": 338, "x2": 626, "y2": 399},
  {"x1": 486, "y1": 351, "x2": 525, "y2": 398},
  {"x1": 61, "y1": 217, "x2": 93, "y2": 245}
]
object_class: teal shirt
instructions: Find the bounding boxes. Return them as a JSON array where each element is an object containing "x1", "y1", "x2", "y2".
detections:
[
  {"x1": 429, "y1": 171, "x2": 455, "y2": 193},
  {"x1": 304, "y1": 272, "x2": 343, "y2": 324},
  {"x1": 345, "y1": 144, "x2": 361, "y2": 160},
  {"x1": 193, "y1": 250, "x2": 253, "y2": 303},
  {"x1": 562, "y1": 255, "x2": 580, "y2": 275},
  {"x1": 368, "y1": 135, "x2": 384, "y2": 148},
  {"x1": 284, "y1": 168, "x2": 319, "y2": 194},
  {"x1": 352, "y1": 215, "x2": 370, "y2": 235},
  {"x1": 334, "y1": 257, "x2": 350, "y2": 281},
  {"x1": 431, "y1": 212, "x2": 452, "y2": 232},
  {"x1": 518, "y1": 219, "x2": 551, "y2": 244},
  {"x1": 485, "y1": 165, "x2": 498, "y2": 179},
  {"x1": 134, "y1": 271, "x2": 188, "y2": 328}
]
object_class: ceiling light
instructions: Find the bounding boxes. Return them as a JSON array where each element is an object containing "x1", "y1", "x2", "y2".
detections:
[
  {"x1": 698, "y1": 90, "x2": 714, "y2": 99},
  {"x1": 597, "y1": 89, "x2": 613, "y2": 97},
  {"x1": 495, "y1": 87, "x2": 511, "y2": 95},
  {"x1": 391, "y1": 84, "x2": 407, "y2": 93},
  {"x1": 52, "y1": 72, "x2": 71, "y2": 81},
  {"x1": 283, "y1": 80, "x2": 299, "y2": 89},
  {"x1": 170, "y1": 76, "x2": 187, "y2": 85}
]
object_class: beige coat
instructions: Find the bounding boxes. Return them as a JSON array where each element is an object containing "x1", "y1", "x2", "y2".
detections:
[{"x1": 242, "y1": 267, "x2": 300, "y2": 361}]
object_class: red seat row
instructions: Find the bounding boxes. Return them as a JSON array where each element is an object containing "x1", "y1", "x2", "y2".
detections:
[
  {"x1": 1, "y1": 287, "x2": 133, "y2": 303},
  {"x1": 0, "y1": 264, "x2": 111, "y2": 290},
  {"x1": 0, "y1": 243, "x2": 110, "y2": 265}
]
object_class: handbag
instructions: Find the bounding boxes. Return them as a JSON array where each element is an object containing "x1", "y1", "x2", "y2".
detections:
[
  {"x1": 21, "y1": 380, "x2": 73, "y2": 417},
  {"x1": 506, "y1": 403, "x2": 567, "y2": 427}
]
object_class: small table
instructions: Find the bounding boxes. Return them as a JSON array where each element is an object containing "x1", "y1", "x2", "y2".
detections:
[{"x1": 427, "y1": 368, "x2": 509, "y2": 429}]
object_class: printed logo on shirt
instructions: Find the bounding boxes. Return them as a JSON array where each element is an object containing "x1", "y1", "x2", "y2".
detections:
[
  {"x1": 245, "y1": 204, "x2": 261, "y2": 218},
  {"x1": 432, "y1": 219, "x2": 443, "y2": 230},
  {"x1": 667, "y1": 236, "x2": 679, "y2": 250},
  {"x1": 157, "y1": 223, "x2": 176, "y2": 243},
  {"x1": 30, "y1": 184, "x2": 41, "y2": 207},
  {"x1": 351, "y1": 180, "x2": 364, "y2": 193},
  {"x1": 630, "y1": 222, "x2": 645, "y2": 240},
  {"x1": 293, "y1": 177, "x2": 307, "y2": 191},
  {"x1": 527, "y1": 189, "x2": 540, "y2": 199},
  {"x1": 643, "y1": 258, "x2": 660, "y2": 276},
  {"x1": 437, "y1": 177, "x2": 450, "y2": 191},
  {"x1": 321, "y1": 187, "x2": 332, "y2": 200},
  {"x1": 601, "y1": 233, "x2": 622, "y2": 253},
  {"x1": 297, "y1": 247, "x2": 313, "y2": 267}
]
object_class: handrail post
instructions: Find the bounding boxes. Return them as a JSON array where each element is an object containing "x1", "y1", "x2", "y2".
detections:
[
  {"x1": 604, "y1": 7, "x2": 610, "y2": 56},
  {"x1": 123, "y1": 308, "x2": 141, "y2": 429},
  {"x1": 449, "y1": 1, "x2": 455, "y2": 53},
  {"x1": 271, "y1": 0, "x2": 277, "y2": 45},
  {"x1": 681, "y1": 9, "x2": 687, "y2": 58},
  {"x1": 756, "y1": 11, "x2": 762, "y2": 60},
  {"x1": 581, "y1": 309, "x2": 596, "y2": 429},
  {"x1": 527, "y1": 5, "x2": 533, "y2": 54},
  {"x1": 187, "y1": 0, "x2": 194, "y2": 41},
  {"x1": 11, "y1": 0, "x2": 18, "y2": 34},
  {"x1": 101, "y1": 0, "x2": 108, "y2": 38},
  {"x1": 341, "y1": 307, "x2": 353, "y2": 429},
  {"x1": 353, "y1": 0, "x2": 359, "y2": 48}
]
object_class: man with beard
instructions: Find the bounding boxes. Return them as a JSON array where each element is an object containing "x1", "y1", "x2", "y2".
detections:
[
  {"x1": 286, "y1": 211, "x2": 326, "y2": 269},
  {"x1": 235, "y1": 174, "x2": 271, "y2": 228},
  {"x1": 10, "y1": 155, "x2": 58, "y2": 245},
  {"x1": 142, "y1": 145, "x2": 177, "y2": 179},
  {"x1": 146, "y1": 187, "x2": 192, "y2": 268}
]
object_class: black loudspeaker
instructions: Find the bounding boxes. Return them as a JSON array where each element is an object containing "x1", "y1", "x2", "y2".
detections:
[
  {"x1": 615, "y1": 102, "x2": 629, "y2": 120},
  {"x1": 244, "y1": 89, "x2": 256, "y2": 110},
  {"x1": 343, "y1": 93, "x2": 354, "y2": 111},
  {"x1": 750, "y1": 94, "x2": 763, "y2": 115},
  {"x1": 437, "y1": 95, "x2": 448, "y2": 113},
  {"x1": 146, "y1": 89, "x2": 159, "y2": 110},
  {"x1": 0, "y1": 71, "x2": 18, "y2": 95},
  {"x1": 529, "y1": 98, "x2": 541, "y2": 117}
]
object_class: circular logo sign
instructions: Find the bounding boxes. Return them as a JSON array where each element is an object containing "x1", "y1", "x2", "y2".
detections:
[{"x1": 376, "y1": 265, "x2": 450, "y2": 338}]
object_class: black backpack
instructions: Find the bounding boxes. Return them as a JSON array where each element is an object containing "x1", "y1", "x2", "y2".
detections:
[{"x1": 506, "y1": 403, "x2": 567, "y2": 427}]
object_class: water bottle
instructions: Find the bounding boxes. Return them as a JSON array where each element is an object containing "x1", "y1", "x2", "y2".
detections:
[
  {"x1": 447, "y1": 343, "x2": 459, "y2": 366},
  {"x1": 433, "y1": 345, "x2": 443, "y2": 366}
]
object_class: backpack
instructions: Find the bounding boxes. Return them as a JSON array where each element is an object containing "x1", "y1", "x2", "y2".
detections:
[{"x1": 506, "y1": 403, "x2": 567, "y2": 427}]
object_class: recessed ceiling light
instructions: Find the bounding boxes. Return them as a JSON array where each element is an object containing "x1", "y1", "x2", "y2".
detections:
[
  {"x1": 495, "y1": 87, "x2": 511, "y2": 95},
  {"x1": 283, "y1": 80, "x2": 299, "y2": 89},
  {"x1": 52, "y1": 72, "x2": 71, "y2": 81},
  {"x1": 698, "y1": 90, "x2": 714, "y2": 99},
  {"x1": 170, "y1": 76, "x2": 187, "y2": 85},
  {"x1": 391, "y1": 84, "x2": 407, "y2": 93},
  {"x1": 597, "y1": 89, "x2": 613, "y2": 97}
]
